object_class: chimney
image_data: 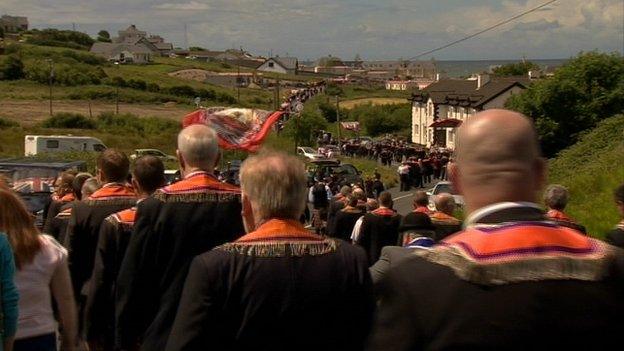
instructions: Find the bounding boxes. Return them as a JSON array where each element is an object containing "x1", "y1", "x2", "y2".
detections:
[{"x1": 477, "y1": 73, "x2": 490, "y2": 89}]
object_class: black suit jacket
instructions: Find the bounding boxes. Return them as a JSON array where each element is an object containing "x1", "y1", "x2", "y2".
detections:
[{"x1": 367, "y1": 206, "x2": 624, "y2": 351}]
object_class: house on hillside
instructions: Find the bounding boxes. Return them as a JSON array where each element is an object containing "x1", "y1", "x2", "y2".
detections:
[
  {"x1": 257, "y1": 57, "x2": 299, "y2": 75},
  {"x1": 363, "y1": 60, "x2": 437, "y2": 79},
  {"x1": 90, "y1": 42, "x2": 152, "y2": 64},
  {"x1": 111, "y1": 25, "x2": 173, "y2": 56},
  {"x1": 0, "y1": 15, "x2": 28, "y2": 33},
  {"x1": 410, "y1": 74, "x2": 526, "y2": 149}
]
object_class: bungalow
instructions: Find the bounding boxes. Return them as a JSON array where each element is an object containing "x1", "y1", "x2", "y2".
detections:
[
  {"x1": 90, "y1": 42, "x2": 152, "y2": 64},
  {"x1": 257, "y1": 56, "x2": 298, "y2": 75},
  {"x1": 112, "y1": 25, "x2": 173, "y2": 56},
  {"x1": 410, "y1": 74, "x2": 526, "y2": 149}
]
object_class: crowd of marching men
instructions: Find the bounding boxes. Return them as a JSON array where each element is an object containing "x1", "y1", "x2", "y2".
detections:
[{"x1": 0, "y1": 109, "x2": 623, "y2": 350}]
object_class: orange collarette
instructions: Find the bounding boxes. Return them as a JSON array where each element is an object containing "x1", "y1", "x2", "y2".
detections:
[
  {"x1": 89, "y1": 184, "x2": 136, "y2": 199},
  {"x1": 237, "y1": 219, "x2": 319, "y2": 242}
]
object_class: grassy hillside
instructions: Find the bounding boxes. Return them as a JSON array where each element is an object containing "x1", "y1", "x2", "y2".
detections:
[{"x1": 548, "y1": 114, "x2": 624, "y2": 238}]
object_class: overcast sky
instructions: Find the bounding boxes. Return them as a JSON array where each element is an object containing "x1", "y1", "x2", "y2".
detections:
[{"x1": 2, "y1": 0, "x2": 623, "y2": 61}]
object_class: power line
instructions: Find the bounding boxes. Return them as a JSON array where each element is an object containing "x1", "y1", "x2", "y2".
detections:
[{"x1": 408, "y1": 0, "x2": 558, "y2": 61}]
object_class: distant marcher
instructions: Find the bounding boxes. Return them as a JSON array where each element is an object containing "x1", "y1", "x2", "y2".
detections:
[
  {"x1": 66, "y1": 150, "x2": 136, "y2": 336},
  {"x1": 544, "y1": 184, "x2": 586, "y2": 234},
  {"x1": 116, "y1": 125, "x2": 244, "y2": 351},
  {"x1": 0, "y1": 189, "x2": 77, "y2": 351},
  {"x1": 52, "y1": 175, "x2": 95, "y2": 247},
  {"x1": 368, "y1": 109, "x2": 624, "y2": 350},
  {"x1": 356, "y1": 191, "x2": 402, "y2": 265},
  {"x1": 326, "y1": 185, "x2": 352, "y2": 236},
  {"x1": 84, "y1": 156, "x2": 166, "y2": 350},
  {"x1": 372, "y1": 174, "x2": 385, "y2": 199},
  {"x1": 606, "y1": 183, "x2": 624, "y2": 248},
  {"x1": 165, "y1": 152, "x2": 374, "y2": 351},
  {"x1": 351, "y1": 199, "x2": 379, "y2": 243},
  {"x1": 429, "y1": 193, "x2": 462, "y2": 241},
  {"x1": 332, "y1": 196, "x2": 365, "y2": 242},
  {"x1": 44, "y1": 172, "x2": 76, "y2": 236},
  {"x1": 412, "y1": 191, "x2": 432, "y2": 215},
  {"x1": 308, "y1": 180, "x2": 332, "y2": 234},
  {"x1": 370, "y1": 212, "x2": 435, "y2": 286},
  {"x1": 397, "y1": 162, "x2": 410, "y2": 192}
]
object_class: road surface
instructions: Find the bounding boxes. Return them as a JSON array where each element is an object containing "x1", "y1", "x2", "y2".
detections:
[{"x1": 388, "y1": 181, "x2": 439, "y2": 215}]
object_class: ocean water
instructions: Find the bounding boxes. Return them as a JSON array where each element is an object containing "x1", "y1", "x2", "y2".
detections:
[{"x1": 435, "y1": 59, "x2": 568, "y2": 78}]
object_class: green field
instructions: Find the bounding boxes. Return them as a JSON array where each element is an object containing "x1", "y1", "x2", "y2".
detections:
[{"x1": 548, "y1": 114, "x2": 624, "y2": 238}]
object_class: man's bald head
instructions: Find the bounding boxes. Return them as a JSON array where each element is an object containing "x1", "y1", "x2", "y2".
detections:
[
  {"x1": 450, "y1": 109, "x2": 546, "y2": 213},
  {"x1": 177, "y1": 124, "x2": 219, "y2": 173}
]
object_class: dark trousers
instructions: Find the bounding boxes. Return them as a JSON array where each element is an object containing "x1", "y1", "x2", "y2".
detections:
[
  {"x1": 400, "y1": 174, "x2": 410, "y2": 191},
  {"x1": 14, "y1": 333, "x2": 57, "y2": 351}
]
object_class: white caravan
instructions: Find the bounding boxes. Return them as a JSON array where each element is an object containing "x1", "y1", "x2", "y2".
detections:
[{"x1": 24, "y1": 135, "x2": 107, "y2": 156}]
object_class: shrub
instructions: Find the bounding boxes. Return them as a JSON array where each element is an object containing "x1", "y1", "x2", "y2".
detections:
[
  {"x1": 25, "y1": 29, "x2": 95, "y2": 49},
  {"x1": 146, "y1": 83, "x2": 160, "y2": 92},
  {"x1": 41, "y1": 113, "x2": 96, "y2": 129},
  {"x1": 96, "y1": 112, "x2": 179, "y2": 136},
  {"x1": 196, "y1": 88, "x2": 216, "y2": 100},
  {"x1": 216, "y1": 92, "x2": 237, "y2": 104},
  {"x1": 0, "y1": 55, "x2": 25, "y2": 80},
  {"x1": 110, "y1": 76, "x2": 127, "y2": 87},
  {"x1": 0, "y1": 117, "x2": 18, "y2": 129},
  {"x1": 127, "y1": 79, "x2": 147, "y2": 91},
  {"x1": 167, "y1": 85, "x2": 196, "y2": 97}
]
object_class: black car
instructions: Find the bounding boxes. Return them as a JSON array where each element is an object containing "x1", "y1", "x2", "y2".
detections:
[
  {"x1": 0, "y1": 158, "x2": 87, "y2": 228},
  {"x1": 307, "y1": 159, "x2": 362, "y2": 186}
]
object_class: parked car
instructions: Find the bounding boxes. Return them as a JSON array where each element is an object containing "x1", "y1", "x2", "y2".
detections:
[
  {"x1": 307, "y1": 159, "x2": 362, "y2": 186},
  {"x1": 130, "y1": 149, "x2": 177, "y2": 162},
  {"x1": 0, "y1": 158, "x2": 87, "y2": 228},
  {"x1": 426, "y1": 181, "x2": 465, "y2": 210},
  {"x1": 164, "y1": 170, "x2": 181, "y2": 185},
  {"x1": 296, "y1": 147, "x2": 326, "y2": 161},
  {"x1": 318, "y1": 145, "x2": 341, "y2": 157}
]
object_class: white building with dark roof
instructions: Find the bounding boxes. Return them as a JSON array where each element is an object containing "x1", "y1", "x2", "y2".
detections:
[
  {"x1": 90, "y1": 42, "x2": 152, "y2": 64},
  {"x1": 257, "y1": 56, "x2": 299, "y2": 75},
  {"x1": 410, "y1": 74, "x2": 527, "y2": 149}
]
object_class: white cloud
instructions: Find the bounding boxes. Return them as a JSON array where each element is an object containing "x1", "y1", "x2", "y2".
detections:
[
  {"x1": 153, "y1": 1, "x2": 210, "y2": 11},
  {"x1": 1, "y1": 0, "x2": 621, "y2": 60}
]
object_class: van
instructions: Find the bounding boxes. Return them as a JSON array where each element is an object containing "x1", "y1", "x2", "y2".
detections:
[{"x1": 24, "y1": 135, "x2": 107, "y2": 156}]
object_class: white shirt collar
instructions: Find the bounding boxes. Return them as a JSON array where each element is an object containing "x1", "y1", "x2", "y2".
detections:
[{"x1": 464, "y1": 202, "x2": 542, "y2": 227}]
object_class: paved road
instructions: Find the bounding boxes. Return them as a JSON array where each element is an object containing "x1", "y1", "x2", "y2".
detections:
[{"x1": 387, "y1": 180, "x2": 440, "y2": 215}]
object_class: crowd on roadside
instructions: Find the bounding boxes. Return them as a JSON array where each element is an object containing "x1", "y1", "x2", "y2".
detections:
[{"x1": 0, "y1": 109, "x2": 622, "y2": 350}]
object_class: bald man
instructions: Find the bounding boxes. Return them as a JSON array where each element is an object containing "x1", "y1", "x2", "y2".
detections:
[
  {"x1": 116, "y1": 125, "x2": 244, "y2": 351},
  {"x1": 368, "y1": 109, "x2": 624, "y2": 350}
]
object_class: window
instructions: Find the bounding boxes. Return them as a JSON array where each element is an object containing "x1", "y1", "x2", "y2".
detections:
[
  {"x1": 268, "y1": 62, "x2": 274, "y2": 68},
  {"x1": 415, "y1": 124, "x2": 419, "y2": 135},
  {"x1": 46, "y1": 140, "x2": 59, "y2": 149}
]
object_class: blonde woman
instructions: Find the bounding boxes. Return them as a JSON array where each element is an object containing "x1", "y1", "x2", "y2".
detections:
[{"x1": 0, "y1": 189, "x2": 77, "y2": 351}]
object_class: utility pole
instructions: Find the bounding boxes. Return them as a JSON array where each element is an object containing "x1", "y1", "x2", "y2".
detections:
[
  {"x1": 114, "y1": 61, "x2": 120, "y2": 114},
  {"x1": 336, "y1": 95, "x2": 341, "y2": 147},
  {"x1": 274, "y1": 79, "x2": 280, "y2": 110},
  {"x1": 237, "y1": 62, "x2": 241, "y2": 104},
  {"x1": 47, "y1": 59, "x2": 53, "y2": 116}
]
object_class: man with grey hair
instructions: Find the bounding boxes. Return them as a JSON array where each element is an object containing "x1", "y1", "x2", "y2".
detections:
[
  {"x1": 368, "y1": 109, "x2": 624, "y2": 350},
  {"x1": 544, "y1": 184, "x2": 586, "y2": 233},
  {"x1": 116, "y1": 124, "x2": 244, "y2": 351},
  {"x1": 166, "y1": 152, "x2": 374, "y2": 351},
  {"x1": 429, "y1": 193, "x2": 462, "y2": 240}
]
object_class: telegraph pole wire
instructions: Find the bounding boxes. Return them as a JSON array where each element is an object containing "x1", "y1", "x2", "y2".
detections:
[{"x1": 407, "y1": 0, "x2": 558, "y2": 61}]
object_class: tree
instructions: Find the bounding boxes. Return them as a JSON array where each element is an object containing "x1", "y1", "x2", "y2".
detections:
[
  {"x1": 506, "y1": 52, "x2": 624, "y2": 157},
  {"x1": 493, "y1": 61, "x2": 540, "y2": 77},
  {"x1": 189, "y1": 46, "x2": 207, "y2": 51},
  {"x1": 0, "y1": 26, "x2": 4, "y2": 39},
  {"x1": 0, "y1": 55, "x2": 25, "y2": 80},
  {"x1": 97, "y1": 30, "x2": 111, "y2": 42},
  {"x1": 284, "y1": 110, "x2": 327, "y2": 146}
]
